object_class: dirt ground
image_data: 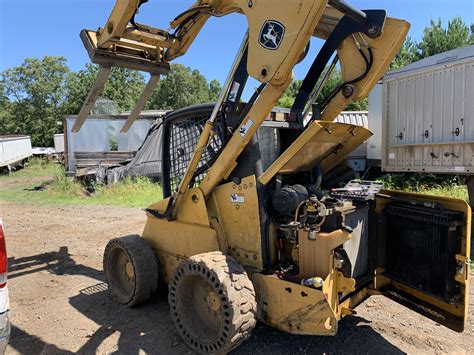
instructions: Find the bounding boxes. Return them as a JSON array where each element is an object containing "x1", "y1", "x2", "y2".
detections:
[{"x1": 1, "y1": 198, "x2": 473, "y2": 354}]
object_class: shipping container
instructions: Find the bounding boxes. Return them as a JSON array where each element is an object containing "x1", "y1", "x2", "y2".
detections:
[
  {"x1": 0, "y1": 136, "x2": 33, "y2": 170},
  {"x1": 382, "y1": 45, "x2": 474, "y2": 174}
]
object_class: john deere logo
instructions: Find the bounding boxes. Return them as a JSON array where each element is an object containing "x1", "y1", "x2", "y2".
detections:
[{"x1": 259, "y1": 20, "x2": 285, "y2": 50}]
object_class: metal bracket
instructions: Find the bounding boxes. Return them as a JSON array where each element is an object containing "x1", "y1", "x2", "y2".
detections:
[
  {"x1": 72, "y1": 66, "x2": 112, "y2": 132},
  {"x1": 121, "y1": 74, "x2": 160, "y2": 133}
]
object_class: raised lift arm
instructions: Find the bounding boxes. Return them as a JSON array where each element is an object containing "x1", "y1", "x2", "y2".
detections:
[{"x1": 75, "y1": 0, "x2": 409, "y2": 218}]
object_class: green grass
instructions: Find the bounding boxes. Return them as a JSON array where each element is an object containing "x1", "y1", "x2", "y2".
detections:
[
  {"x1": 0, "y1": 160, "x2": 162, "y2": 208},
  {"x1": 0, "y1": 157, "x2": 57, "y2": 179},
  {"x1": 392, "y1": 185, "x2": 469, "y2": 202}
]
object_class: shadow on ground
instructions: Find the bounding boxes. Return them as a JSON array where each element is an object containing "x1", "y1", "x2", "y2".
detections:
[{"x1": 8, "y1": 246, "x2": 103, "y2": 281}]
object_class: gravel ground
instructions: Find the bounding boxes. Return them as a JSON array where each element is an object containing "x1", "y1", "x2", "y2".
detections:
[{"x1": 1, "y1": 199, "x2": 473, "y2": 354}]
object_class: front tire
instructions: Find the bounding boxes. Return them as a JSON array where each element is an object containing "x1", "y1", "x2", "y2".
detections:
[
  {"x1": 169, "y1": 251, "x2": 257, "y2": 354},
  {"x1": 103, "y1": 235, "x2": 158, "y2": 307}
]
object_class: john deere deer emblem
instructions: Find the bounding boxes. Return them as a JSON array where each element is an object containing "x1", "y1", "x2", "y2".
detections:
[{"x1": 259, "y1": 20, "x2": 285, "y2": 50}]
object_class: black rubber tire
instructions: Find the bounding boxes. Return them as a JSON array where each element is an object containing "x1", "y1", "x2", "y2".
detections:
[
  {"x1": 103, "y1": 235, "x2": 158, "y2": 307},
  {"x1": 169, "y1": 251, "x2": 257, "y2": 354}
]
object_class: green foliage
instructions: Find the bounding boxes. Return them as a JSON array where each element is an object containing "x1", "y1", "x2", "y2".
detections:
[
  {"x1": 1, "y1": 58, "x2": 220, "y2": 147},
  {"x1": 277, "y1": 80, "x2": 302, "y2": 108},
  {"x1": 379, "y1": 173, "x2": 460, "y2": 192},
  {"x1": 91, "y1": 176, "x2": 162, "y2": 207},
  {"x1": 390, "y1": 37, "x2": 418, "y2": 70},
  {"x1": 378, "y1": 173, "x2": 467, "y2": 202},
  {"x1": 147, "y1": 64, "x2": 222, "y2": 110},
  {"x1": 391, "y1": 17, "x2": 474, "y2": 70},
  {"x1": 0, "y1": 56, "x2": 69, "y2": 146},
  {"x1": 418, "y1": 18, "x2": 473, "y2": 59},
  {"x1": 63, "y1": 64, "x2": 146, "y2": 114},
  {"x1": 209, "y1": 79, "x2": 222, "y2": 102},
  {"x1": 109, "y1": 135, "x2": 119, "y2": 151},
  {"x1": 277, "y1": 70, "x2": 368, "y2": 111},
  {"x1": 0, "y1": 160, "x2": 163, "y2": 207}
]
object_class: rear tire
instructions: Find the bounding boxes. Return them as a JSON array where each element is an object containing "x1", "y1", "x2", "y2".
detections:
[
  {"x1": 103, "y1": 235, "x2": 158, "y2": 307},
  {"x1": 169, "y1": 251, "x2": 257, "y2": 354}
]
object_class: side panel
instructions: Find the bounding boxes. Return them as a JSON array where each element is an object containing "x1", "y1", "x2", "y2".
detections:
[
  {"x1": 375, "y1": 191, "x2": 471, "y2": 331},
  {"x1": 142, "y1": 191, "x2": 221, "y2": 282},
  {"x1": 251, "y1": 274, "x2": 338, "y2": 335},
  {"x1": 367, "y1": 84, "x2": 382, "y2": 161},
  {"x1": 208, "y1": 176, "x2": 264, "y2": 269}
]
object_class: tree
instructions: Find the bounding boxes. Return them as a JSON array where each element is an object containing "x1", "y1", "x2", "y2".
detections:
[
  {"x1": 390, "y1": 17, "x2": 474, "y2": 71},
  {"x1": 1, "y1": 56, "x2": 69, "y2": 146},
  {"x1": 277, "y1": 80, "x2": 302, "y2": 108},
  {"x1": 209, "y1": 79, "x2": 222, "y2": 102},
  {"x1": 64, "y1": 64, "x2": 146, "y2": 114},
  {"x1": 147, "y1": 64, "x2": 221, "y2": 110},
  {"x1": 390, "y1": 37, "x2": 418, "y2": 70},
  {"x1": 417, "y1": 17, "x2": 473, "y2": 59},
  {"x1": 277, "y1": 69, "x2": 368, "y2": 111}
]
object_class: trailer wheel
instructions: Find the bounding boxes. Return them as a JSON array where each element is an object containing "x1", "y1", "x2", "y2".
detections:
[
  {"x1": 103, "y1": 235, "x2": 158, "y2": 307},
  {"x1": 169, "y1": 251, "x2": 257, "y2": 354}
]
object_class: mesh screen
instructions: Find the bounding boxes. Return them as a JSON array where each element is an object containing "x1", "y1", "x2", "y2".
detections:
[
  {"x1": 92, "y1": 98, "x2": 120, "y2": 115},
  {"x1": 168, "y1": 114, "x2": 224, "y2": 192}
]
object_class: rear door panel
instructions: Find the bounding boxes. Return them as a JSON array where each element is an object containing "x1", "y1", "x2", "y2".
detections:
[{"x1": 375, "y1": 190, "x2": 471, "y2": 332}]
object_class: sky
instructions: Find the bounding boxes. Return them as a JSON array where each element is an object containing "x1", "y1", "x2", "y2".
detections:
[{"x1": 1, "y1": 0, "x2": 473, "y2": 86}]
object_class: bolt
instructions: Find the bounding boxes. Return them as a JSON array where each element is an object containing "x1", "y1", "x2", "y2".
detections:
[
  {"x1": 368, "y1": 25, "x2": 380, "y2": 37},
  {"x1": 248, "y1": 0, "x2": 253, "y2": 7},
  {"x1": 342, "y1": 85, "x2": 355, "y2": 98}
]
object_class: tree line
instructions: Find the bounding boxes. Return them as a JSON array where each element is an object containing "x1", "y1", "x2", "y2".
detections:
[
  {"x1": 1, "y1": 17, "x2": 473, "y2": 146},
  {"x1": 0, "y1": 61, "x2": 222, "y2": 146}
]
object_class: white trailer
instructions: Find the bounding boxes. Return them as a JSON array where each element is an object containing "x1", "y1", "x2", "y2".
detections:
[
  {"x1": 0, "y1": 136, "x2": 33, "y2": 172},
  {"x1": 381, "y1": 45, "x2": 474, "y2": 174},
  {"x1": 53, "y1": 134, "x2": 65, "y2": 154}
]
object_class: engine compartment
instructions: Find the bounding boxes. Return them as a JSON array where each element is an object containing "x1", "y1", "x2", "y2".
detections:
[{"x1": 267, "y1": 180, "x2": 377, "y2": 287}]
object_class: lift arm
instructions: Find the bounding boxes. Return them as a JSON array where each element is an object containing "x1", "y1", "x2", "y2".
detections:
[{"x1": 75, "y1": 0, "x2": 409, "y2": 218}]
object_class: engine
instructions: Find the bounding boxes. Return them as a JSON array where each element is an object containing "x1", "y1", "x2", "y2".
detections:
[{"x1": 268, "y1": 180, "x2": 383, "y2": 286}]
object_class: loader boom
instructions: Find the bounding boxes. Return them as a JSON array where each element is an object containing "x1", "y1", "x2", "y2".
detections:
[{"x1": 76, "y1": 0, "x2": 409, "y2": 215}]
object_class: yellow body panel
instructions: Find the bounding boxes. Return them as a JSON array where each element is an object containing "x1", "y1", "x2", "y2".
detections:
[
  {"x1": 259, "y1": 121, "x2": 372, "y2": 185},
  {"x1": 208, "y1": 176, "x2": 264, "y2": 269},
  {"x1": 143, "y1": 190, "x2": 220, "y2": 281},
  {"x1": 320, "y1": 17, "x2": 410, "y2": 123},
  {"x1": 251, "y1": 274, "x2": 339, "y2": 335},
  {"x1": 298, "y1": 229, "x2": 352, "y2": 279}
]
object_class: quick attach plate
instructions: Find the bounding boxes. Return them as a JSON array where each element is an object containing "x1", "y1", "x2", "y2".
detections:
[{"x1": 80, "y1": 29, "x2": 170, "y2": 75}]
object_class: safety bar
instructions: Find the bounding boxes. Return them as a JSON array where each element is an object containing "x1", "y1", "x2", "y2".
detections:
[{"x1": 329, "y1": 0, "x2": 367, "y2": 24}]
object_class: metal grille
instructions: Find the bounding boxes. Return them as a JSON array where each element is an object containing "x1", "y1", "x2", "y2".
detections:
[
  {"x1": 168, "y1": 114, "x2": 224, "y2": 192},
  {"x1": 384, "y1": 204, "x2": 462, "y2": 301}
]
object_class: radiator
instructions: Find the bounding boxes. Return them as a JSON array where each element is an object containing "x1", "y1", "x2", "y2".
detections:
[{"x1": 384, "y1": 204, "x2": 463, "y2": 302}]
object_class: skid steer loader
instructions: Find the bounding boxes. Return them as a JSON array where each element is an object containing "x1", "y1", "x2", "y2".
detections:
[{"x1": 75, "y1": 0, "x2": 471, "y2": 353}]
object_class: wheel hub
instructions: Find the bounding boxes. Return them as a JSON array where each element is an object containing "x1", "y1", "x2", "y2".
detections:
[
  {"x1": 206, "y1": 291, "x2": 220, "y2": 311},
  {"x1": 124, "y1": 262, "x2": 134, "y2": 279}
]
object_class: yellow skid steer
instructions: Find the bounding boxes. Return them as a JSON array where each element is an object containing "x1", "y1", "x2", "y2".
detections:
[{"x1": 75, "y1": 1, "x2": 471, "y2": 353}]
